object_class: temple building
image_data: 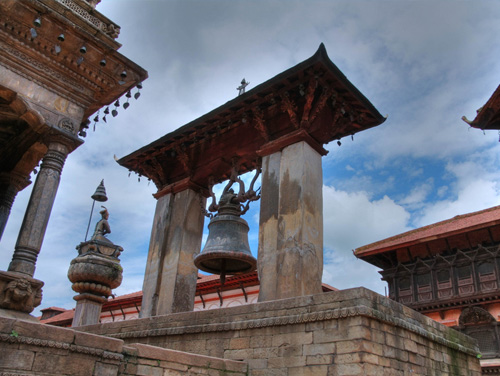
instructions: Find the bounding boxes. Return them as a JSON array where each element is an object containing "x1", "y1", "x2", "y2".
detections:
[
  {"x1": 355, "y1": 205, "x2": 500, "y2": 373},
  {"x1": 355, "y1": 82, "x2": 500, "y2": 375}
]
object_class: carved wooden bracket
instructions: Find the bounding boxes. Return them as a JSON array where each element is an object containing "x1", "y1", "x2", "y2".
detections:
[{"x1": 280, "y1": 92, "x2": 300, "y2": 129}]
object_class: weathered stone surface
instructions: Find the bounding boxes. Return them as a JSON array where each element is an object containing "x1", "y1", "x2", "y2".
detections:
[
  {"x1": 0, "y1": 316, "x2": 247, "y2": 376},
  {"x1": 74, "y1": 331, "x2": 123, "y2": 353},
  {"x1": 141, "y1": 188, "x2": 205, "y2": 317},
  {"x1": 0, "y1": 271, "x2": 43, "y2": 314},
  {"x1": 8, "y1": 140, "x2": 70, "y2": 277},
  {"x1": 78, "y1": 288, "x2": 482, "y2": 375},
  {"x1": 258, "y1": 141, "x2": 323, "y2": 301}
]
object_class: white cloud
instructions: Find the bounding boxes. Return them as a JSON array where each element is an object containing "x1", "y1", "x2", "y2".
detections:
[{"x1": 322, "y1": 185, "x2": 411, "y2": 293}]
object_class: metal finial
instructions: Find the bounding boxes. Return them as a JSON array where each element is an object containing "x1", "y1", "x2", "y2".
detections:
[{"x1": 237, "y1": 78, "x2": 249, "y2": 96}]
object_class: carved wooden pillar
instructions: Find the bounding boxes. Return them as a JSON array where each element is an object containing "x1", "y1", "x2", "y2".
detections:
[
  {"x1": 8, "y1": 139, "x2": 70, "y2": 277},
  {"x1": 141, "y1": 183, "x2": 206, "y2": 317},
  {"x1": 0, "y1": 172, "x2": 30, "y2": 241},
  {"x1": 258, "y1": 140, "x2": 324, "y2": 302}
]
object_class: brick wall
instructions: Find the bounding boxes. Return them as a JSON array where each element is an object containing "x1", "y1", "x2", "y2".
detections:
[{"x1": 79, "y1": 287, "x2": 482, "y2": 375}]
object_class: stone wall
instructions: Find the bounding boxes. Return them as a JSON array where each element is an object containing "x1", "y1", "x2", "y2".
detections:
[
  {"x1": 0, "y1": 317, "x2": 247, "y2": 375},
  {"x1": 79, "y1": 287, "x2": 482, "y2": 375}
]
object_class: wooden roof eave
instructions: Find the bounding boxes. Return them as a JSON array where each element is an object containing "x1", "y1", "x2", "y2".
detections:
[
  {"x1": 117, "y1": 43, "x2": 385, "y2": 170},
  {"x1": 355, "y1": 218, "x2": 500, "y2": 261},
  {"x1": 465, "y1": 83, "x2": 500, "y2": 130}
]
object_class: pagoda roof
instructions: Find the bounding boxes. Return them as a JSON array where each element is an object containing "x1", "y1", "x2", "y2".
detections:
[
  {"x1": 355, "y1": 205, "x2": 500, "y2": 269},
  {"x1": 118, "y1": 43, "x2": 385, "y2": 195},
  {"x1": 463, "y1": 83, "x2": 500, "y2": 130}
]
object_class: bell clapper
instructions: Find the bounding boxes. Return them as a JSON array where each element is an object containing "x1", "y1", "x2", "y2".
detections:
[{"x1": 220, "y1": 260, "x2": 226, "y2": 286}]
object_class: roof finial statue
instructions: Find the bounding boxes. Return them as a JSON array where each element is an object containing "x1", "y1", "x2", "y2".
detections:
[{"x1": 237, "y1": 78, "x2": 249, "y2": 96}]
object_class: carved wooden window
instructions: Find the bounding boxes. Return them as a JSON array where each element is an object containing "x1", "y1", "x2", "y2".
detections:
[
  {"x1": 478, "y1": 261, "x2": 497, "y2": 291},
  {"x1": 437, "y1": 269, "x2": 453, "y2": 299},
  {"x1": 465, "y1": 326, "x2": 498, "y2": 357},
  {"x1": 456, "y1": 265, "x2": 474, "y2": 295},
  {"x1": 459, "y1": 307, "x2": 499, "y2": 358},
  {"x1": 398, "y1": 277, "x2": 413, "y2": 304},
  {"x1": 416, "y1": 272, "x2": 432, "y2": 301}
]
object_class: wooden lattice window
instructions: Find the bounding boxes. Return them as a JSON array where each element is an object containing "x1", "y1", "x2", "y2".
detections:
[
  {"x1": 416, "y1": 272, "x2": 432, "y2": 301},
  {"x1": 478, "y1": 261, "x2": 497, "y2": 291},
  {"x1": 456, "y1": 265, "x2": 474, "y2": 295},
  {"x1": 437, "y1": 269, "x2": 453, "y2": 299},
  {"x1": 398, "y1": 277, "x2": 413, "y2": 304}
]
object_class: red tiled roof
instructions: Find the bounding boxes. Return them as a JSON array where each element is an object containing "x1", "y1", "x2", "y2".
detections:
[
  {"x1": 40, "y1": 306, "x2": 67, "y2": 312},
  {"x1": 108, "y1": 291, "x2": 142, "y2": 302},
  {"x1": 355, "y1": 205, "x2": 500, "y2": 257},
  {"x1": 39, "y1": 308, "x2": 74, "y2": 325}
]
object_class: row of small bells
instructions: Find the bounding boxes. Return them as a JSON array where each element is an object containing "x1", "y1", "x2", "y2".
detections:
[
  {"x1": 194, "y1": 190, "x2": 257, "y2": 285},
  {"x1": 79, "y1": 83, "x2": 143, "y2": 137}
]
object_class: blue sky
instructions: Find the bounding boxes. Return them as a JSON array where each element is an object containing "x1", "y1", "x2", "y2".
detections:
[{"x1": 2, "y1": 0, "x2": 500, "y2": 314}]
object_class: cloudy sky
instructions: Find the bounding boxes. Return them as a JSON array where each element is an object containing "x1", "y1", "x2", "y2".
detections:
[{"x1": 2, "y1": 0, "x2": 500, "y2": 315}]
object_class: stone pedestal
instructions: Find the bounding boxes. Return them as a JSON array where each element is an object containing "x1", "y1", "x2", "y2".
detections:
[
  {"x1": 141, "y1": 188, "x2": 206, "y2": 317},
  {"x1": 0, "y1": 270, "x2": 43, "y2": 316},
  {"x1": 72, "y1": 293, "x2": 107, "y2": 327},
  {"x1": 258, "y1": 141, "x2": 323, "y2": 301},
  {"x1": 8, "y1": 141, "x2": 69, "y2": 277},
  {"x1": 68, "y1": 240, "x2": 123, "y2": 327}
]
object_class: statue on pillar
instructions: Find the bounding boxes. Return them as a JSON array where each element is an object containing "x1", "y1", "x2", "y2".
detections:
[{"x1": 67, "y1": 182, "x2": 124, "y2": 326}]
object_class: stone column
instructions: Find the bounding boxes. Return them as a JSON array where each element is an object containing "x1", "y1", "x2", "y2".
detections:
[
  {"x1": 8, "y1": 140, "x2": 69, "y2": 277},
  {"x1": 141, "y1": 187, "x2": 206, "y2": 317},
  {"x1": 72, "y1": 294, "x2": 107, "y2": 327},
  {"x1": 258, "y1": 141, "x2": 324, "y2": 302},
  {"x1": 0, "y1": 172, "x2": 30, "y2": 241}
]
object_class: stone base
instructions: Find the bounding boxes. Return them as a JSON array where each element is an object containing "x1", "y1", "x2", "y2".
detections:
[
  {"x1": 0, "y1": 270, "x2": 43, "y2": 314},
  {"x1": 0, "y1": 317, "x2": 246, "y2": 375},
  {"x1": 0, "y1": 307, "x2": 38, "y2": 322},
  {"x1": 78, "y1": 287, "x2": 482, "y2": 375},
  {"x1": 72, "y1": 294, "x2": 107, "y2": 327}
]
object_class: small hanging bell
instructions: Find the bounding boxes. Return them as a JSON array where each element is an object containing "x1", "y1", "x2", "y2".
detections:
[
  {"x1": 114, "y1": 99, "x2": 120, "y2": 107},
  {"x1": 112, "y1": 109, "x2": 118, "y2": 117},
  {"x1": 102, "y1": 115, "x2": 107, "y2": 123},
  {"x1": 104, "y1": 107, "x2": 110, "y2": 115},
  {"x1": 93, "y1": 114, "x2": 99, "y2": 122},
  {"x1": 126, "y1": 91, "x2": 132, "y2": 98},
  {"x1": 91, "y1": 180, "x2": 108, "y2": 202}
]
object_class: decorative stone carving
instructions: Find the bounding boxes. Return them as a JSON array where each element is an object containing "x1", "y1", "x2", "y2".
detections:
[
  {"x1": 58, "y1": 118, "x2": 75, "y2": 133},
  {"x1": 459, "y1": 306, "x2": 495, "y2": 326},
  {"x1": 0, "y1": 271, "x2": 43, "y2": 314}
]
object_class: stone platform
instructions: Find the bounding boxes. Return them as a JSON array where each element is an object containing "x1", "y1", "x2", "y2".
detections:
[
  {"x1": 0, "y1": 317, "x2": 246, "y2": 375},
  {"x1": 76, "y1": 287, "x2": 481, "y2": 375}
]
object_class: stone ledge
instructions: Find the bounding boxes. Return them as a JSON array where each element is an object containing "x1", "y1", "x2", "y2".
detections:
[
  {"x1": 100, "y1": 300, "x2": 479, "y2": 357},
  {"x1": 127, "y1": 343, "x2": 248, "y2": 373}
]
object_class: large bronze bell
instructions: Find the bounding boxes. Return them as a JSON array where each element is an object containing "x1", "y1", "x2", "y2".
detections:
[{"x1": 194, "y1": 186, "x2": 257, "y2": 284}]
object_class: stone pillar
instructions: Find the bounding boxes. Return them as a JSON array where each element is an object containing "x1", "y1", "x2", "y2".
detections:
[
  {"x1": 8, "y1": 140, "x2": 69, "y2": 277},
  {"x1": 72, "y1": 294, "x2": 107, "y2": 327},
  {"x1": 0, "y1": 172, "x2": 30, "y2": 241},
  {"x1": 258, "y1": 141, "x2": 324, "y2": 302},
  {"x1": 141, "y1": 187, "x2": 206, "y2": 317}
]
